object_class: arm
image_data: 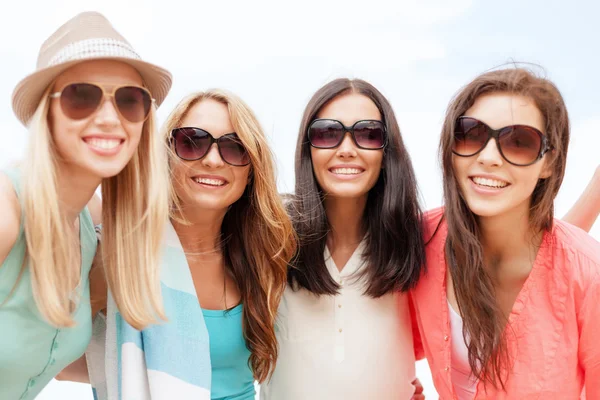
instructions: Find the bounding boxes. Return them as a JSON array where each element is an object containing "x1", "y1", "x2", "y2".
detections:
[
  {"x1": 0, "y1": 173, "x2": 21, "y2": 265},
  {"x1": 563, "y1": 166, "x2": 600, "y2": 232},
  {"x1": 54, "y1": 355, "x2": 89, "y2": 383}
]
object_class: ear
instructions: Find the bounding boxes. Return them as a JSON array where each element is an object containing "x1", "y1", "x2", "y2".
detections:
[{"x1": 539, "y1": 156, "x2": 553, "y2": 179}]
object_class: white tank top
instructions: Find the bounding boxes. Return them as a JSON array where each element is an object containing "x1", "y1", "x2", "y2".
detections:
[{"x1": 448, "y1": 301, "x2": 478, "y2": 399}]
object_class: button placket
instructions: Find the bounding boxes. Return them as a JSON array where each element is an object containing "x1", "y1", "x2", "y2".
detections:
[{"x1": 334, "y1": 284, "x2": 345, "y2": 363}]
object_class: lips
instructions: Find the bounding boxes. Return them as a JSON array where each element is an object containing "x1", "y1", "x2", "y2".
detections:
[
  {"x1": 83, "y1": 136, "x2": 125, "y2": 156},
  {"x1": 192, "y1": 176, "x2": 228, "y2": 186},
  {"x1": 470, "y1": 176, "x2": 510, "y2": 189},
  {"x1": 329, "y1": 166, "x2": 365, "y2": 175}
]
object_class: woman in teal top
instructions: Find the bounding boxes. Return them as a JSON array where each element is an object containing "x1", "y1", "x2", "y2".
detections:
[
  {"x1": 89, "y1": 89, "x2": 296, "y2": 399},
  {"x1": 0, "y1": 12, "x2": 172, "y2": 398},
  {"x1": 160, "y1": 89, "x2": 295, "y2": 398}
]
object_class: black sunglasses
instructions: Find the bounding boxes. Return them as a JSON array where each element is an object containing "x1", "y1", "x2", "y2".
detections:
[
  {"x1": 452, "y1": 116, "x2": 552, "y2": 166},
  {"x1": 307, "y1": 119, "x2": 387, "y2": 150},
  {"x1": 170, "y1": 127, "x2": 250, "y2": 166}
]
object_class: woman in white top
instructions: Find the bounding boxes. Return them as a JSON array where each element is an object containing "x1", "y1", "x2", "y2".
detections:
[{"x1": 261, "y1": 78, "x2": 425, "y2": 400}]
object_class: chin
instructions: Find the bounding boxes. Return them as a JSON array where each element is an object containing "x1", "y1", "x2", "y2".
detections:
[
  {"x1": 83, "y1": 161, "x2": 131, "y2": 180},
  {"x1": 463, "y1": 200, "x2": 508, "y2": 219},
  {"x1": 327, "y1": 189, "x2": 369, "y2": 199}
]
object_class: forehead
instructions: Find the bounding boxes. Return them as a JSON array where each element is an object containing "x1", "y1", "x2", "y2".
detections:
[
  {"x1": 464, "y1": 92, "x2": 545, "y2": 133},
  {"x1": 180, "y1": 99, "x2": 234, "y2": 138},
  {"x1": 317, "y1": 92, "x2": 381, "y2": 126},
  {"x1": 53, "y1": 60, "x2": 144, "y2": 90}
]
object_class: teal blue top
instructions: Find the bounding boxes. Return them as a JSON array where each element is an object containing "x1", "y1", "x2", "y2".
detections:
[
  {"x1": 0, "y1": 169, "x2": 97, "y2": 400},
  {"x1": 202, "y1": 304, "x2": 255, "y2": 400}
]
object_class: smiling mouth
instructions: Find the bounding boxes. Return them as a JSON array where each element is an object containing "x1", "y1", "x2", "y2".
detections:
[
  {"x1": 83, "y1": 138, "x2": 124, "y2": 150},
  {"x1": 192, "y1": 177, "x2": 227, "y2": 187},
  {"x1": 470, "y1": 176, "x2": 509, "y2": 189},
  {"x1": 329, "y1": 167, "x2": 364, "y2": 175}
]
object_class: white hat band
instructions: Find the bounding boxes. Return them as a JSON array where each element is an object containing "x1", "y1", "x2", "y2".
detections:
[{"x1": 47, "y1": 38, "x2": 140, "y2": 67}]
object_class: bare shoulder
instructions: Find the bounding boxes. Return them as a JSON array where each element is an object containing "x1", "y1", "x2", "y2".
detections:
[
  {"x1": 0, "y1": 172, "x2": 21, "y2": 264},
  {"x1": 87, "y1": 192, "x2": 102, "y2": 226}
]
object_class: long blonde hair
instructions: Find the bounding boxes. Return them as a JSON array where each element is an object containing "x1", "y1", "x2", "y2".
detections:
[
  {"x1": 21, "y1": 87, "x2": 168, "y2": 329},
  {"x1": 163, "y1": 90, "x2": 297, "y2": 382}
]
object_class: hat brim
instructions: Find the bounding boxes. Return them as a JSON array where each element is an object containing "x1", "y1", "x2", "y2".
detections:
[{"x1": 12, "y1": 56, "x2": 172, "y2": 126}]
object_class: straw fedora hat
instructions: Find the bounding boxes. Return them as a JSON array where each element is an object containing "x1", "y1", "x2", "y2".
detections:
[{"x1": 12, "y1": 11, "x2": 172, "y2": 126}]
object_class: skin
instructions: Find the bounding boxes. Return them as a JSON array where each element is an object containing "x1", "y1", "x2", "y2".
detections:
[
  {"x1": 170, "y1": 99, "x2": 250, "y2": 311},
  {"x1": 448, "y1": 92, "x2": 553, "y2": 318},
  {"x1": 310, "y1": 92, "x2": 384, "y2": 270}
]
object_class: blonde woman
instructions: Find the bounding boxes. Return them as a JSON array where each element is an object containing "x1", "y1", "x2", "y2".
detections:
[
  {"x1": 86, "y1": 90, "x2": 296, "y2": 400},
  {"x1": 0, "y1": 12, "x2": 171, "y2": 399}
]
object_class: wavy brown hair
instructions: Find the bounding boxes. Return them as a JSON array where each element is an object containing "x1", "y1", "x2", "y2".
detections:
[
  {"x1": 288, "y1": 78, "x2": 426, "y2": 297},
  {"x1": 438, "y1": 67, "x2": 570, "y2": 389},
  {"x1": 162, "y1": 90, "x2": 296, "y2": 382}
]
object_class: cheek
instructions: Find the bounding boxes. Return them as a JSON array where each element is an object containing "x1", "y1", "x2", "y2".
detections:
[
  {"x1": 366, "y1": 151, "x2": 384, "y2": 170},
  {"x1": 232, "y1": 168, "x2": 250, "y2": 197},
  {"x1": 171, "y1": 162, "x2": 191, "y2": 199},
  {"x1": 516, "y1": 166, "x2": 545, "y2": 193},
  {"x1": 48, "y1": 108, "x2": 81, "y2": 153},
  {"x1": 451, "y1": 156, "x2": 470, "y2": 179},
  {"x1": 125, "y1": 122, "x2": 144, "y2": 145},
  {"x1": 309, "y1": 149, "x2": 331, "y2": 183}
]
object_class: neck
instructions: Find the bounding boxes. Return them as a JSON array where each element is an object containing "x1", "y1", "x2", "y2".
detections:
[
  {"x1": 477, "y1": 204, "x2": 543, "y2": 276},
  {"x1": 324, "y1": 194, "x2": 367, "y2": 250},
  {"x1": 55, "y1": 161, "x2": 101, "y2": 223},
  {"x1": 171, "y1": 205, "x2": 226, "y2": 256}
]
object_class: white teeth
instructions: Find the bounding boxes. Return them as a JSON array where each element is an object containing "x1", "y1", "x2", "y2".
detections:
[
  {"x1": 194, "y1": 177, "x2": 226, "y2": 186},
  {"x1": 85, "y1": 138, "x2": 121, "y2": 150},
  {"x1": 472, "y1": 177, "x2": 508, "y2": 188},
  {"x1": 331, "y1": 168, "x2": 363, "y2": 175}
]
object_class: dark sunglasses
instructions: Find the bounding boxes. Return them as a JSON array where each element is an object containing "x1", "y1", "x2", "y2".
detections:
[
  {"x1": 307, "y1": 119, "x2": 387, "y2": 150},
  {"x1": 452, "y1": 116, "x2": 552, "y2": 166},
  {"x1": 170, "y1": 127, "x2": 250, "y2": 166},
  {"x1": 50, "y1": 82, "x2": 153, "y2": 123}
]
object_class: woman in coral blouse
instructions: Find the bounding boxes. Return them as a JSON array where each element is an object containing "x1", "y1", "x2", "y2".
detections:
[{"x1": 411, "y1": 67, "x2": 600, "y2": 399}]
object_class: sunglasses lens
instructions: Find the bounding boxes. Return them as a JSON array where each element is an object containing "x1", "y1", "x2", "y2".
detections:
[
  {"x1": 172, "y1": 128, "x2": 211, "y2": 160},
  {"x1": 114, "y1": 86, "x2": 152, "y2": 122},
  {"x1": 60, "y1": 83, "x2": 103, "y2": 120},
  {"x1": 353, "y1": 121, "x2": 386, "y2": 149},
  {"x1": 498, "y1": 126, "x2": 542, "y2": 165},
  {"x1": 453, "y1": 118, "x2": 489, "y2": 156},
  {"x1": 219, "y1": 135, "x2": 250, "y2": 166},
  {"x1": 308, "y1": 120, "x2": 344, "y2": 148}
]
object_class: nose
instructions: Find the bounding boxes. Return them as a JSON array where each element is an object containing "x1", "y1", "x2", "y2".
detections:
[
  {"x1": 93, "y1": 97, "x2": 121, "y2": 128},
  {"x1": 335, "y1": 132, "x2": 358, "y2": 158},
  {"x1": 476, "y1": 138, "x2": 503, "y2": 167},
  {"x1": 201, "y1": 143, "x2": 225, "y2": 168}
]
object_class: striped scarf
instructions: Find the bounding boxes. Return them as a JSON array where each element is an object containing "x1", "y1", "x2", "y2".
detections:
[{"x1": 87, "y1": 222, "x2": 212, "y2": 399}]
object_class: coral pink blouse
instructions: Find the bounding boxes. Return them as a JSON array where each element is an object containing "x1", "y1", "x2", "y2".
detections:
[{"x1": 411, "y1": 207, "x2": 600, "y2": 399}]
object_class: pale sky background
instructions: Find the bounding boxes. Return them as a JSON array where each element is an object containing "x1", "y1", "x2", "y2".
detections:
[{"x1": 1, "y1": 0, "x2": 599, "y2": 398}]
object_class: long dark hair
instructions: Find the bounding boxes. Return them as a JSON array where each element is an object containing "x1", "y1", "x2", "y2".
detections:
[
  {"x1": 288, "y1": 78, "x2": 426, "y2": 297},
  {"x1": 439, "y1": 68, "x2": 570, "y2": 388}
]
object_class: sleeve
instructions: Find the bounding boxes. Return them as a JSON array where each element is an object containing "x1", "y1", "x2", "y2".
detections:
[{"x1": 578, "y1": 275, "x2": 600, "y2": 397}]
